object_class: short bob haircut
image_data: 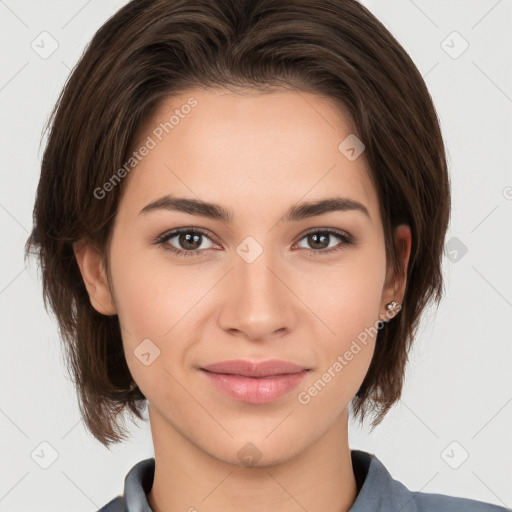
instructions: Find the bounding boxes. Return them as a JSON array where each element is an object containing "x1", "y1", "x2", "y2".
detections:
[{"x1": 25, "y1": 0, "x2": 450, "y2": 448}]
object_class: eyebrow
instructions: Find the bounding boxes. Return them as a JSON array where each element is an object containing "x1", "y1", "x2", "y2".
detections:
[{"x1": 139, "y1": 194, "x2": 371, "y2": 222}]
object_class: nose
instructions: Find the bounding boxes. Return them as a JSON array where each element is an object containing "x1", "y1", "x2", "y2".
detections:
[{"x1": 217, "y1": 245, "x2": 297, "y2": 342}]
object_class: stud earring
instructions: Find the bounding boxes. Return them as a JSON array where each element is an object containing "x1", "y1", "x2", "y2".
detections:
[
  {"x1": 386, "y1": 301, "x2": 400, "y2": 311},
  {"x1": 379, "y1": 301, "x2": 401, "y2": 327}
]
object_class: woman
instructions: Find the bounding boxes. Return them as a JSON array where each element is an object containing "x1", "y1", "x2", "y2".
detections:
[{"x1": 24, "y1": 0, "x2": 508, "y2": 511}]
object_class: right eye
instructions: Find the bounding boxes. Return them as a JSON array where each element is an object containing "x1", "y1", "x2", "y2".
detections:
[{"x1": 155, "y1": 228, "x2": 218, "y2": 257}]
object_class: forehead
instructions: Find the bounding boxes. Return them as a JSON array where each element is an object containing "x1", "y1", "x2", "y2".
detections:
[{"x1": 120, "y1": 87, "x2": 380, "y2": 226}]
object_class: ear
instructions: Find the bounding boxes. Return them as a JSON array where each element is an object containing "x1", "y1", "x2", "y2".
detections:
[
  {"x1": 379, "y1": 224, "x2": 412, "y2": 323},
  {"x1": 73, "y1": 239, "x2": 117, "y2": 316}
]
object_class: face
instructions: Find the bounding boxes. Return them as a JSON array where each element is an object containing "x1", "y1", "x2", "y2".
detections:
[{"x1": 76, "y1": 87, "x2": 410, "y2": 466}]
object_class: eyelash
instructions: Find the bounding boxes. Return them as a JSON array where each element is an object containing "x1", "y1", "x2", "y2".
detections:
[{"x1": 153, "y1": 227, "x2": 354, "y2": 258}]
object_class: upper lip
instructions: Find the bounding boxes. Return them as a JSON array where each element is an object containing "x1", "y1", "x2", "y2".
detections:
[{"x1": 201, "y1": 359, "x2": 309, "y2": 378}]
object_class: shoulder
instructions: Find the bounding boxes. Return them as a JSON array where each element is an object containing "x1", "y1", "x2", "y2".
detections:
[
  {"x1": 414, "y1": 491, "x2": 510, "y2": 511},
  {"x1": 350, "y1": 449, "x2": 510, "y2": 512},
  {"x1": 94, "y1": 457, "x2": 155, "y2": 511},
  {"x1": 380, "y1": 476, "x2": 510, "y2": 512}
]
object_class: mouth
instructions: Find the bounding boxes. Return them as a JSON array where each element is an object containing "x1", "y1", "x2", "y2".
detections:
[
  {"x1": 201, "y1": 359, "x2": 309, "y2": 377},
  {"x1": 199, "y1": 359, "x2": 311, "y2": 404}
]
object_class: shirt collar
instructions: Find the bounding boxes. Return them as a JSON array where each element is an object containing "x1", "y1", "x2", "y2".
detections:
[
  {"x1": 119, "y1": 449, "x2": 418, "y2": 512},
  {"x1": 348, "y1": 450, "x2": 418, "y2": 512}
]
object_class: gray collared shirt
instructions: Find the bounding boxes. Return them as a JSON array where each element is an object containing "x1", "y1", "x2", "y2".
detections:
[{"x1": 97, "y1": 449, "x2": 510, "y2": 511}]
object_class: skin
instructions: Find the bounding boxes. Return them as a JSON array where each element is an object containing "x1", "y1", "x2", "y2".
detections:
[{"x1": 74, "y1": 87, "x2": 411, "y2": 512}]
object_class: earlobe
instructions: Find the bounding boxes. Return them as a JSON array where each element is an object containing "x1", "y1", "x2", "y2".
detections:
[{"x1": 73, "y1": 240, "x2": 117, "y2": 316}]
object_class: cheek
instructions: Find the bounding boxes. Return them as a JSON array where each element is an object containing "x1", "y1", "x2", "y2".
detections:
[
  {"x1": 107, "y1": 242, "x2": 178, "y2": 372},
  {"x1": 299, "y1": 246, "x2": 386, "y2": 336},
  {"x1": 109, "y1": 242, "x2": 191, "y2": 336},
  {"x1": 299, "y1": 247, "x2": 385, "y2": 387},
  {"x1": 108, "y1": 241, "x2": 215, "y2": 380},
  {"x1": 298, "y1": 266, "x2": 382, "y2": 413}
]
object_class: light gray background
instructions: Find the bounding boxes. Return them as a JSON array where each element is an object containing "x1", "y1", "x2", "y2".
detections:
[{"x1": 1, "y1": 1, "x2": 511, "y2": 511}]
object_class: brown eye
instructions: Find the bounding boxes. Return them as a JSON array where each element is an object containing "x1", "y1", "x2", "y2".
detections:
[
  {"x1": 306, "y1": 232, "x2": 330, "y2": 250},
  {"x1": 177, "y1": 232, "x2": 203, "y2": 250},
  {"x1": 156, "y1": 228, "x2": 216, "y2": 257},
  {"x1": 296, "y1": 229, "x2": 353, "y2": 254}
]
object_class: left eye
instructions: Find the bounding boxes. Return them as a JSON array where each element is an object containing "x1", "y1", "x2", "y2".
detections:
[{"x1": 296, "y1": 229, "x2": 352, "y2": 252}]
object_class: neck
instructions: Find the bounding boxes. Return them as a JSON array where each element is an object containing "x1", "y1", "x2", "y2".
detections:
[{"x1": 147, "y1": 407, "x2": 358, "y2": 512}]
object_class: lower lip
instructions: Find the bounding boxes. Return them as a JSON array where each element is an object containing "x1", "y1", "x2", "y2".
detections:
[{"x1": 200, "y1": 369, "x2": 309, "y2": 404}]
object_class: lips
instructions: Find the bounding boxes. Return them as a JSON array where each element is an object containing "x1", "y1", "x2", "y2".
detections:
[
  {"x1": 200, "y1": 359, "x2": 308, "y2": 378},
  {"x1": 200, "y1": 359, "x2": 310, "y2": 404}
]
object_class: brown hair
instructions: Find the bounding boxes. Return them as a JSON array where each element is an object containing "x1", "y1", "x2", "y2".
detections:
[{"x1": 25, "y1": 0, "x2": 450, "y2": 447}]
